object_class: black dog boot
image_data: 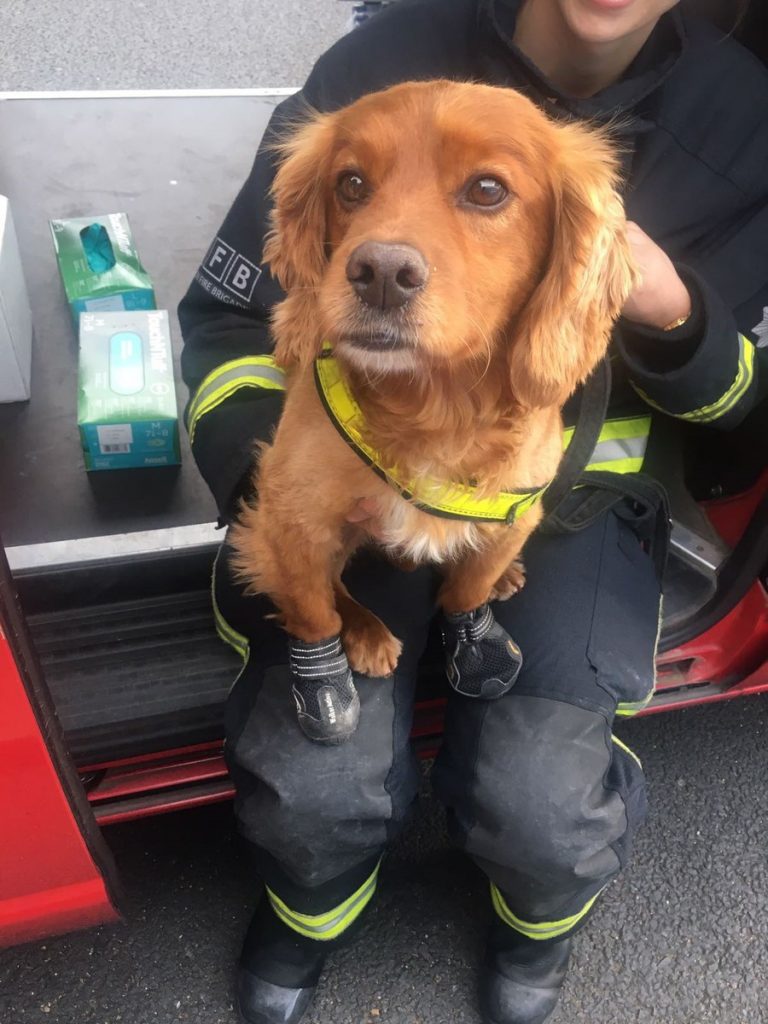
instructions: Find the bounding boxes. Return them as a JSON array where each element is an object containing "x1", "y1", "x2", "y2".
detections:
[
  {"x1": 288, "y1": 635, "x2": 360, "y2": 744},
  {"x1": 479, "y1": 929, "x2": 573, "y2": 1024},
  {"x1": 236, "y1": 900, "x2": 326, "y2": 1024},
  {"x1": 441, "y1": 604, "x2": 523, "y2": 699}
]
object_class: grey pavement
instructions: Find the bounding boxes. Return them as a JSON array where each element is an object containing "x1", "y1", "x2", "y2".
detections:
[
  {"x1": 1, "y1": 694, "x2": 767, "y2": 1024},
  {"x1": 0, "y1": 1, "x2": 350, "y2": 92}
]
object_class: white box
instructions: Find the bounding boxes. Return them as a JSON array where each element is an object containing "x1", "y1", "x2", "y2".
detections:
[{"x1": 0, "y1": 196, "x2": 33, "y2": 402}]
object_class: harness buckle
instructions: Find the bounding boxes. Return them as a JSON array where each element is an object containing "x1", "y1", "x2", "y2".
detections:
[{"x1": 504, "y1": 503, "x2": 521, "y2": 526}]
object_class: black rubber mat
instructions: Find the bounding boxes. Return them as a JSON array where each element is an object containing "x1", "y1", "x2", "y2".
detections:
[{"x1": 26, "y1": 590, "x2": 241, "y2": 766}]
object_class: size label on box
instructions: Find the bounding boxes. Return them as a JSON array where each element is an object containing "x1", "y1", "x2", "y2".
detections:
[
  {"x1": 97, "y1": 423, "x2": 133, "y2": 454},
  {"x1": 85, "y1": 295, "x2": 126, "y2": 314}
]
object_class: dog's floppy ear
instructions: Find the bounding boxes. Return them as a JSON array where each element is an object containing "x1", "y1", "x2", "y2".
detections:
[
  {"x1": 264, "y1": 113, "x2": 336, "y2": 368},
  {"x1": 509, "y1": 123, "x2": 636, "y2": 408}
]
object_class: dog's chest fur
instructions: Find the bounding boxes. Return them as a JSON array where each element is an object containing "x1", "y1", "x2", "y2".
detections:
[{"x1": 373, "y1": 486, "x2": 486, "y2": 564}]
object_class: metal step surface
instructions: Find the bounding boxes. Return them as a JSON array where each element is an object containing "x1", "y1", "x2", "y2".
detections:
[{"x1": 26, "y1": 590, "x2": 242, "y2": 766}]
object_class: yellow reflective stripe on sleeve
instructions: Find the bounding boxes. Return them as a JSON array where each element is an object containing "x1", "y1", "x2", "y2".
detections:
[
  {"x1": 562, "y1": 415, "x2": 650, "y2": 475},
  {"x1": 632, "y1": 334, "x2": 755, "y2": 424},
  {"x1": 267, "y1": 861, "x2": 381, "y2": 941},
  {"x1": 585, "y1": 456, "x2": 644, "y2": 474},
  {"x1": 563, "y1": 415, "x2": 651, "y2": 447},
  {"x1": 490, "y1": 884, "x2": 605, "y2": 941},
  {"x1": 187, "y1": 356, "x2": 286, "y2": 443},
  {"x1": 210, "y1": 551, "x2": 249, "y2": 662},
  {"x1": 611, "y1": 734, "x2": 643, "y2": 769}
]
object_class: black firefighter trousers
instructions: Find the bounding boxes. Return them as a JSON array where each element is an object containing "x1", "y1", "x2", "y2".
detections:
[{"x1": 215, "y1": 504, "x2": 662, "y2": 946}]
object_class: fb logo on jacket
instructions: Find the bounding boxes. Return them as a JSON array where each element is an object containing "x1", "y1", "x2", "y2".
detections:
[{"x1": 202, "y1": 236, "x2": 261, "y2": 304}]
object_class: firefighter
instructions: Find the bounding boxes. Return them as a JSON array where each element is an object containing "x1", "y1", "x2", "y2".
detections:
[{"x1": 179, "y1": 1, "x2": 766, "y2": 1022}]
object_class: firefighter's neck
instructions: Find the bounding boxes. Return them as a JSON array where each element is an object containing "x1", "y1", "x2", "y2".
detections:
[{"x1": 514, "y1": 0, "x2": 658, "y2": 99}]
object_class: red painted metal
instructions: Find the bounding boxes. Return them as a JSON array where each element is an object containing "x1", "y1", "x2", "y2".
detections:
[
  {"x1": 657, "y1": 583, "x2": 768, "y2": 688},
  {"x1": 409, "y1": 698, "x2": 446, "y2": 739},
  {"x1": 641, "y1": 580, "x2": 768, "y2": 714},
  {"x1": 704, "y1": 470, "x2": 768, "y2": 548},
  {"x1": 80, "y1": 739, "x2": 224, "y2": 774},
  {"x1": 87, "y1": 752, "x2": 229, "y2": 804},
  {"x1": 0, "y1": 628, "x2": 119, "y2": 947},
  {"x1": 94, "y1": 780, "x2": 235, "y2": 826}
]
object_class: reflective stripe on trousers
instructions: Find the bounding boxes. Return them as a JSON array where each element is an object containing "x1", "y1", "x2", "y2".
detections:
[
  {"x1": 266, "y1": 860, "x2": 382, "y2": 940},
  {"x1": 488, "y1": 739, "x2": 642, "y2": 941},
  {"x1": 211, "y1": 548, "x2": 250, "y2": 661},
  {"x1": 490, "y1": 883, "x2": 606, "y2": 941},
  {"x1": 616, "y1": 593, "x2": 663, "y2": 718}
]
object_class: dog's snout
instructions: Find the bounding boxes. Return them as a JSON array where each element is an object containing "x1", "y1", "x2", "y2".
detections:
[{"x1": 346, "y1": 242, "x2": 429, "y2": 311}]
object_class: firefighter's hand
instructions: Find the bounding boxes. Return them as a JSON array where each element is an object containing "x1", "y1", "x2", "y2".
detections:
[
  {"x1": 345, "y1": 497, "x2": 385, "y2": 539},
  {"x1": 622, "y1": 221, "x2": 692, "y2": 331}
]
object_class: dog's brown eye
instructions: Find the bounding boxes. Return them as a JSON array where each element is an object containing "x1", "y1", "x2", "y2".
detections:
[
  {"x1": 337, "y1": 172, "x2": 370, "y2": 205},
  {"x1": 465, "y1": 177, "x2": 509, "y2": 208}
]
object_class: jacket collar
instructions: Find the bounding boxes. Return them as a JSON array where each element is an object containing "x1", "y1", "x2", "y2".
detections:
[{"x1": 475, "y1": 0, "x2": 686, "y2": 132}]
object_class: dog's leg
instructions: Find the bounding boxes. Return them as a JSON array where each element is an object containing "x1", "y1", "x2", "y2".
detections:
[
  {"x1": 334, "y1": 579, "x2": 403, "y2": 677},
  {"x1": 438, "y1": 522, "x2": 530, "y2": 615},
  {"x1": 231, "y1": 499, "x2": 343, "y2": 642},
  {"x1": 488, "y1": 559, "x2": 527, "y2": 602},
  {"x1": 230, "y1": 499, "x2": 366, "y2": 744},
  {"x1": 436, "y1": 523, "x2": 533, "y2": 700}
]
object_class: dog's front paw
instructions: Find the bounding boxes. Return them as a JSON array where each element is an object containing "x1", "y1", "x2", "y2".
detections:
[
  {"x1": 489, "y1": 559, "x2": 526, "y2": 602},
  {"x1": 343, "y1": 613, "x2": 403, "y2": 677}
]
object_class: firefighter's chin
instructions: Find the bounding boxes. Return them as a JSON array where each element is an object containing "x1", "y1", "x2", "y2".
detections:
[{"x1": 334, "y1": 330, "x2": 421, "y2": 376}]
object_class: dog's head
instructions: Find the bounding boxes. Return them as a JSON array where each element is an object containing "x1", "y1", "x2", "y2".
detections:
[{"x1": 266, "y1": 80, "x2": 634, "y2": 408}]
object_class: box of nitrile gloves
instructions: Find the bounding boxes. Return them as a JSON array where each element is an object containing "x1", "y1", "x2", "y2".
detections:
[
  {"x1": 78, "y1": 310, "x2": 181, "y2": 471},
  {"x1": 50, "y1": 213, "x2": 156, "y2": 325}
]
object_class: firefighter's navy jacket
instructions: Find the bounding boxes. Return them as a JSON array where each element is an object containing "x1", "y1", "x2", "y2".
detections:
[{"x1": 178, "y1": 0, "x2": 768, "y2": 519}]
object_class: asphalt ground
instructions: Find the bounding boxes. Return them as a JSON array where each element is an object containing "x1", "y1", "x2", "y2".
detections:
[
  {"x1": 0, "y1": 1, "x2": 349, "y2": 91},
  {"x1": 1, "y1": 693, "x2": 767, "y2": 1024}
]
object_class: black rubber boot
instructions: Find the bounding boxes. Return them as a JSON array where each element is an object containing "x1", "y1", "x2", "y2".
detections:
[
  {"x1": 479, "y1": 929, "x2": 573, "y2": 1024},
  {"x1": 288, "y1": 635, "x2": 360, "y2": 744},
  {"x1": 236, "y1": 900, "x2": 326, "y2": 1024},
  {"x1": 236, "y1": 973, "x2": 316, "y2": 1024},
  {"x1": 441, "y1": 604, "x2": 523, "y2": 699}
]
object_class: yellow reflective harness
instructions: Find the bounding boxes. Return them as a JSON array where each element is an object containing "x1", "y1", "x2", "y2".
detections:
[
  {"x1": 185, "y1": 348, "x2": 651, "y2": 526},
  {"x1": 314, "y1": 347, "x2": 548, "y2": 525}
]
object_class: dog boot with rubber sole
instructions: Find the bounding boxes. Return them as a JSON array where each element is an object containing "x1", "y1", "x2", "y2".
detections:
[
  {"x1": 236, "y1": 901, "x2": 326, "y2": 1024},
  {"x1": 288, "y1": 635, "x2": 360, "y2": 744},
  {"x1": 441, "y1": 604, "x2": 523, "y2": 699},
  {"x1": 478, "y1": 933, "x2": 573, "y2": 1024}
]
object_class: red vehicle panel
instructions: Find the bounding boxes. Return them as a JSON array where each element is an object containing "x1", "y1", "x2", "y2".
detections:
[
  {"x1": 0, "y1": 550, "x2": 121, "y2": 948},
  {"x1": 0, "y1": 631, "x2": 119, "y2": 945}
]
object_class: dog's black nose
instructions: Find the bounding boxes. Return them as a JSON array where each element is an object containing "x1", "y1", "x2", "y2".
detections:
[{"x1": 346, "y1": 242, "x2": 429, "y2": 310}]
